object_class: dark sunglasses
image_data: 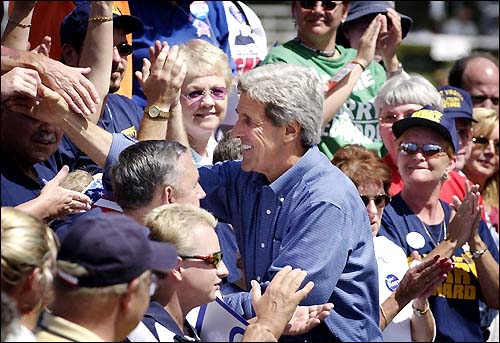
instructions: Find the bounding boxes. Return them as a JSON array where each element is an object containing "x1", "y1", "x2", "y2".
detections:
[
  {"x1": 299, "y1": 0, "x2": 339, "y2": 11},
  {"x1": 471, "y1": 95, "x2": 500, "y2": 106},
  {"x1": 182, "y1": 87, "x2": 227, "y2": 102},
  {"x1": 115, "y1": 42, "x2": 133, "y2": 56},
  {"x1": 360, "y1": 194, "x2": 391, "y2": 209},
  {"x1": 399, "y1": 142, "x2": 446, "y2": 158},
  {"x1": 180, "y1": 251, "x2": 223, "y2": 268},
  {"x1": 473, "y1": 136, "x2": 500, "y2": 154}
]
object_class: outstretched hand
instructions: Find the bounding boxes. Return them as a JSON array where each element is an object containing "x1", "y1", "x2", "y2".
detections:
[{"x1": 282, "y1": 302, "x2": 334, "y2": 336}]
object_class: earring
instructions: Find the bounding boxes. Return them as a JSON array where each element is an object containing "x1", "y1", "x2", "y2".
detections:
[{"x1": 442, "y1": 172, "x2": 449, "y2": 181}]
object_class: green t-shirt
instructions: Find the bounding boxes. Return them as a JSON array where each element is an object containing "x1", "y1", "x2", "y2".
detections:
[{"x1": 261, "y1": 39, "x2": 387, "y2": 158}]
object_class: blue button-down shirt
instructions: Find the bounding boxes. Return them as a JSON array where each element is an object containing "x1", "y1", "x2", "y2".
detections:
[{"x1": 199, "y1": 146, "x2": 383, "y2": 342}]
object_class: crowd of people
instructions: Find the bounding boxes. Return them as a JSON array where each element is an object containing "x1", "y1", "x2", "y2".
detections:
[{"x1": 1, "y1": 1, "x2": 499, "y2": 342}]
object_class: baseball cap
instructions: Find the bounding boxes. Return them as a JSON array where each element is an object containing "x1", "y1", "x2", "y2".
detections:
[
  {"x1": 60, "y1": 2, "x2": 144, "y2": 46},
  {"x1": 437, "y1": 85, "x2": 477, "y2": 123},
  {"x1": 338, "y1": 1, "x2": 413, "y2": 48},
  {"x1": 393, "y1": 105, "x2": 460, "y2": 153},
  {"x1": 57, "y1": 213, "x2": 178, "y2": 288}
]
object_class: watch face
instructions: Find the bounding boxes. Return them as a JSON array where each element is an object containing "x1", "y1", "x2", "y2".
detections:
[{"x1": 149, "y1": 106, "x2": 160, "y2": 117}]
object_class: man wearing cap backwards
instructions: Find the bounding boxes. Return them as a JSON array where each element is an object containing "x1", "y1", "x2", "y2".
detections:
[
  {"x1": 378, "y1": 106, "x2": 499, "y2": 342},
  {"x1": 34, "y1": 213, "x2": 179, "y2": 342}
]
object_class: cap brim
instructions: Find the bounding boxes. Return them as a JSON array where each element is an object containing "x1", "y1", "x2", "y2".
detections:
[
  {"x1": 148, "y1": 241, "x2": 178, "y2": 272},
  {"x1": 445, "y1": 111, "x2": 478, "y2": 123},
  {"x1": 393, "y1": 117, "x2": 453, "y2": 144},
  {"x1": 114, "y1": 15, "x2": 144, "y2": 36}
]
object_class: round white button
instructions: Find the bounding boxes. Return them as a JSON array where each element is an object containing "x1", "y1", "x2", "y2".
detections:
[
  {"x1": 260, "y1": 242, "x2": 265, "y2": 248},
  {"x1": 256, "y1": 276, "x2": 261, "y2": 281},
  {"x1": 279, "y1": 197, "x2": 284, "y2": 202},
  {"x1": 266, "y1": 209, "x2": 271, "y2": 214}
]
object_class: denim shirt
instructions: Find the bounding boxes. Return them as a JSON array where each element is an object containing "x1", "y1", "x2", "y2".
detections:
[{"x1": 199, "y1": 146, "x2": 383, "y2": 342}]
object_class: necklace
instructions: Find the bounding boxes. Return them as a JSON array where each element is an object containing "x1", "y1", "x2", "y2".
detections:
[
  {"x1": 295, "y1": 37, "x2": 337, "y2": 57},
  {"x1": 420, "y1": 220, "x2": 447, "y2": 247}
]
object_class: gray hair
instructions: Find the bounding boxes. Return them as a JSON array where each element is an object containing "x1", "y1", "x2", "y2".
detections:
[
  {"x1": 110, "y1": 140, "x2": 188, "y2": 211},
  {"x1": 237, "y1": 63, "x2": 324, "y2": 147},
  {"x1": 374, "y1": 73, "x2": 443, "y2": 116}
]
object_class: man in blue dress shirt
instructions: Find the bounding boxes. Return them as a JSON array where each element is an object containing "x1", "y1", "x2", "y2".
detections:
[{"x1": 25, "y1": 60, "x2": 383, "y2": 342}]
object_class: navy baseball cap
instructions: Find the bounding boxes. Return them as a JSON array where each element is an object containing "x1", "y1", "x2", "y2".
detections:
[
  {"x1": 57, "y1": 213, "x2": 178, "y2": 288},
  {"x1": 393, "y1": 105, "x2": 460, "y2": 153},
  {"x1": 338, "y1": 1, "x2": 413, "y2": 48},
  {"x1": 60, "y1": 2, "x2": 144, "y2": 46},
  {"x1": 437, "y1": 85, "x2": 477, "y2": 123}
]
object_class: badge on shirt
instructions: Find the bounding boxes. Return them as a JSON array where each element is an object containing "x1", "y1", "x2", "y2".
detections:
[
  {"x1": 385, "y1": 274, "x2": 400, "y2": 292},
  {"x1": 406, "y1": 232, "x2": 425, "y2": 250},
  {"x1": 190, "y1": 1, "x2": 209, "y2": 20}
]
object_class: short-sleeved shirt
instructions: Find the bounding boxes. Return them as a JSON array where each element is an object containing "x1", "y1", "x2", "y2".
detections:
[
  {"x1": 261, "y1": 40, "x2": 387, "y2": 157},
  {"x1": 198, "y1": 146, "x2": 383, "y2": 342},
  {"x1": 35, "y1": 312, "x2": 105, "y2": 342},
  {"x1": 378, "y1": 193, "x2": 500, "y2": 342}
]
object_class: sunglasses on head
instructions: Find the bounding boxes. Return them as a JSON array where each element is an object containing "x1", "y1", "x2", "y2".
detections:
[
  {"x1": 473, "y1": 136, "x2": 500, "y2": 154},
  {"x1": 115, "y1": 42, "x2": 133, "y2": 56},
  {"x1": 180, "y1": 251, "x2": 223, "y2": 268},
  {"x1": 299, "y1": 0, "x2": 339, "y2": 11},
  {"x1": 360, "y1": 194, "x2": 391, "y2": 209},
  {"x1": 182, "y1": 87, "x2": 227, "y2": 103},
  {"x1": 399, "y1": 142, "x2": 446, "y2": 158}
]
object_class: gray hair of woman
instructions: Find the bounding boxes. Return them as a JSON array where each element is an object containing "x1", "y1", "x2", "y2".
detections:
[
  {"x1": 238, "y1": 63, "x2": 324, "y2": 148},
  {"x1": 374, "y1": 73, "x2": 443, "y2": 116}
]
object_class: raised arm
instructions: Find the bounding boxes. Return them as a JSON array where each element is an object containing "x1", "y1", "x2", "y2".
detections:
[
  {"x1": 136, "y1": 42, "x2": 188, "y2": 147},
  {"x1": 77, "y1": 1, "x2": 114, "y2": 122},
  {"x1": 322, "y1": 14, "x2": 381, "y2": 127},
  {"x1": 1, "y1": 45, "x2": 100, "y2": 116},
  {"x1": 1, "y1": 1, "x2": 36, "y2": 50}
]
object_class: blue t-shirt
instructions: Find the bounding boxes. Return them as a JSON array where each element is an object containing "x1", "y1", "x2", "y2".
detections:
[
  {"x1": 198, "y1": 146, "x2": 383, "y2": 342},
  {"x1": 379, "y1": 193, "x2": 500, "y2": 342},
  {"x1": 1, "y1": 153, "x2": 58, "y2": 208},
  {"x1": 129, "y1": 0, "x2": 236, "y2": 108}
]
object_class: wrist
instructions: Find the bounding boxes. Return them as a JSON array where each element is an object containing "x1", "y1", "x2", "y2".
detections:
[{"x1": 412, "y1": 300, "x2": 430, "y2": 316}]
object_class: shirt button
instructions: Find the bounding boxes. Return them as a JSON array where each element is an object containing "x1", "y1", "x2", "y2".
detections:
[
  {"x1": 266, "y1": 209, "x2": 271, "y2": 215},
  {"x1": 256, "y1": 276, "x2": 261, "y2": 281},
  {"x1": 260, "y1": 242, "x2": 265, "y2": 248},
  {"x1": 279, "y1": 197, "x2": 284, "y2": 202}
]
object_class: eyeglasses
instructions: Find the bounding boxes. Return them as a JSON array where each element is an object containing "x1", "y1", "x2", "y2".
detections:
[
  {"x1": 180, "y1": 251, "x2": 223, "y2": 268},
  {"x1": 378, "y1": 113, "x2": 404, "y2": 126},
  {"x1": 360, "y1": 194, "x2": 391, "y2": 209},
  {"x1": 399, "y1": 142, "x2": 446, "y2": 158},
  {"x1": 470, "y1": 95, "x2": 499, "y2": 106},
  {"x1": 182, "y1": 87, "x2": 227, "y2": 103},
  {"x1": 114, "y1": 42, "x2": 133, "y2": 56},
  {"x1": 299, "y1": 0, "x2": 339, "y2": 11},
  {"x1": 472, "y1": 136, "x2": 500, "y2": 154}
]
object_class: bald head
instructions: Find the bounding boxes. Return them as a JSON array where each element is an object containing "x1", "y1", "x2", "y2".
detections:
[{"x1": 449, "y1": 55, "x2": 499, "y2": 112}]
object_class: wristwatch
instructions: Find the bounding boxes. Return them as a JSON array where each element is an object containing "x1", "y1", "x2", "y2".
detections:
[
  {"x1": 145, "y1": 105, "x2": 169, "y2": 120},
  {"x1": 472, "y1": 248, "x2": 487, "y2": 259}
]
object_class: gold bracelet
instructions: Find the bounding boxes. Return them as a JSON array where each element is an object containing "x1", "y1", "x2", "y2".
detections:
[
  {"x1": 88, "y1": 16, "x2": 113, "y2": 23},
  {"x1": 412, "y1": 301, "x2": 430, "y2": 316},
  {"x1": 8, "y1": 18, "x2": 32, "y2": 28},
  {"x1": 380, "y1": 305, "x2": 388, "y2": 327}
]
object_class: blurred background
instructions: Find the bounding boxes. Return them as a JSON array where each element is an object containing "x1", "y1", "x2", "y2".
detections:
[{"x1": 246, "y1": 1, "x2": 499, "y2": 85}]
